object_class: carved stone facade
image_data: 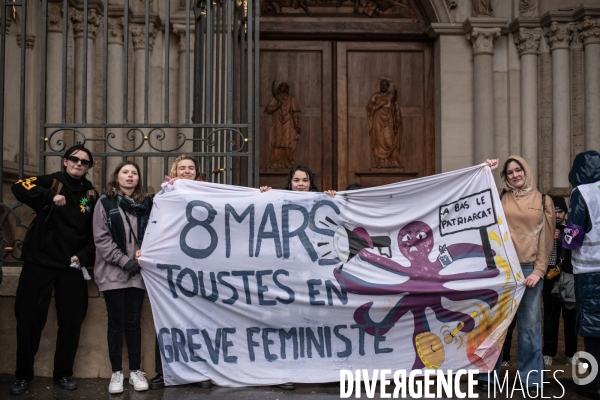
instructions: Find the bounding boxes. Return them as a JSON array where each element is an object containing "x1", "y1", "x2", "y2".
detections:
[
  {"x1": 131, "y1": 23, "x2": 158, "y2": 51},
  {"x1": 519, "y1": 0, "x2": 537, "y2": 17},
  {"x1": 107, "y1": 17, "x2": 125, "y2": 45},
  {"x1": 571, "y1": 28, "x2": 585, "y2": 163},
  {"x1": 16, "y1": 34, "x2": 35, "y2": 49},
  {"x1": 514, "y1": 28, "x2": 541, "y2": 55},
  {"x1": 173, "y1": 24, "x2": 195, "y2": 52},
  {"x1": 538, "y1": 34, "x2": 553, "y2": 194},
  {"x1": 69, "y1": 8, "x2": 102, "y2": 40},
  {"x1": 466, "y1": 27, "x2": 501, "y2": 55},
  {"x1": 544, "y1": 22, "x2": 572, "y2": 50},
  {"x1": 579, "y1": 17, "x2": 600, "y2": 45},
  {"x1": 46, "y1": 3, "x2": 65, "y2": 33}
]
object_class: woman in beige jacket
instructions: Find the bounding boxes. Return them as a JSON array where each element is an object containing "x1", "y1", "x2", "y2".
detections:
[{"x1": 481, "y1": 156, "x2": 555, "y2": 396}]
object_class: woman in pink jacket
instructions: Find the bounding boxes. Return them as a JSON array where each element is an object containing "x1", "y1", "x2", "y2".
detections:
[{"x1": 93, "y1": 161, "x2": 152, "y2": 394}]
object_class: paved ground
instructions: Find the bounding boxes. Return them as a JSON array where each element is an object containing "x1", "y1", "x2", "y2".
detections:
[{"x1": 0, "y1": 373, "x2": 593, "y2": 399}]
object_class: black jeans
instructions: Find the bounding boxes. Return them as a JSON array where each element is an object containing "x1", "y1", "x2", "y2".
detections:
[
  {"x1": 14, "y1": 263, "x2": 88, "y2": 380},
  {"x1": 542, "y1": 277, "x2": 577, "y2": 357},
  {"x1": 103, "y1": 287, "x2": 145, "y2": 372}
]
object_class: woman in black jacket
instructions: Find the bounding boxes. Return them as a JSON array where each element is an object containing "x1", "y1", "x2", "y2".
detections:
[{"x1": 9, "y1": 144, "x2": 97, "y2": 395}]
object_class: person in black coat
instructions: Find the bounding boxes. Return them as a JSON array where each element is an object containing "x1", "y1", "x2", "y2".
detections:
[
  {"x1": 9, "y1": 144, "x2": 97, "y2": 395},
  {"x1": 563, "y1": 151, "x2": 600, "y2": 399},
  {"x1": 541, "y1": 196, "x2": 578, "y2": 366}
]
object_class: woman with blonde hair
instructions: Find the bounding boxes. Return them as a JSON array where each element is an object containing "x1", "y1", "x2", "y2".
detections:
[
  {"x1": 168, "y1": 154, "x2": 206, "y2": 182},
  {"x1": 149, "y1": 154, "x2": 212, "y2": 390},
  {"x1": 93, "y1": 161, "x2": 152, "y2": 394}
]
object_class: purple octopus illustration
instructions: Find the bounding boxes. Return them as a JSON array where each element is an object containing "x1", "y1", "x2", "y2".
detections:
[{"x1": 333, "y1": 221, "x2": 500, "y2": 369}]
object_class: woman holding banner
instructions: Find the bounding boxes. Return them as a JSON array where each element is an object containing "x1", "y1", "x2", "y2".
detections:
[
  {"x1": 482, "y1": 156, "x2": 555, "y2": 396},
  {"x1": 147, "y1": 154, "x2": 214, "y2": 390},
  {"x1": 93, "y1": 161, "x2": 152, "y2": 394},
  {"x1": 260, "y1": 164, "x2": 336, "y2": 198}
]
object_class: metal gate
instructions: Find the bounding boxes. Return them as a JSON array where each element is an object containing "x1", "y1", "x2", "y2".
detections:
[{"x1": 0, "y1": 0, "x2": 259, "y2": 265}]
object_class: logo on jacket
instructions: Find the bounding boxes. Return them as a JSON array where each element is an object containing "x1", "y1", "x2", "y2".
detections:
[
  {"x1": 80, "y1": 198, "x2": 91, "y2": 213},
  {"x1": 16, "y1": 177, "x2": 37, "y2": 190}
]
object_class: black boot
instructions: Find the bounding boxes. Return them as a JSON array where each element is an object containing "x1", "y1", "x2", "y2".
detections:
[
  {"x1": 9, "y1": 379, "x2": 28, "y2": 395},
  {"x1": 149, "y1": 374, "x2": 165, "y2": 390},
  {"x1": 54, "y1": 377, "x2": 77, "y2": 390}
]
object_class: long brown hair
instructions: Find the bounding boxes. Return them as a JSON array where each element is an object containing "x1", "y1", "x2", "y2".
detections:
[{"x1": 104, "y1": 161, "x2": 147, "y2": 203}]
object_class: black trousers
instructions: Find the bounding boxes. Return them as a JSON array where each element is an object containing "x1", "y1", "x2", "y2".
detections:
[
  {"x1": 542, "y1": 277, "x2": 577, "y2": 357},
  {"x1": 155, "y1": 337, "x2": 163, "y2": 375},
  {"x1": 501, "y1": 318, "x2": 517, "y2": 362},
  {"x1": 14, "y1": 263, "x2": 88, "y2": 380},
  {"x1": 103, "y1": 287, "x2": 145, "y2": 372}
]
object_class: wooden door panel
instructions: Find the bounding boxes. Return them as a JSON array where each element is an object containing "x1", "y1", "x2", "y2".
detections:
[
  {"x1": 259, "y1": 41, "x2": 332, "y2": 191},
  {"x1": 337, "y1": 42, "x2": 433, "y2": 190}
]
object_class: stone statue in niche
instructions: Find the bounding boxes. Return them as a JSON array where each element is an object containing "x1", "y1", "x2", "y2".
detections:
[
  {"x1": 260, "y1": 0, "x2": 412, "y2": 17},
  {"x1": 366, "y1": 77, "x2": 402, "y2": 169},
  {"x1": 336, "y1": 0, "x2": 407, "y2": 17},
  {"x1": 264, "y1": 82, "x2": 302, "y2": 169},
  {"x1": 519, "y1": 0, "x2": 537, "y2": 17},
  {"x1": 473, "y1": 0, "x2": 493, "y2": 17}
]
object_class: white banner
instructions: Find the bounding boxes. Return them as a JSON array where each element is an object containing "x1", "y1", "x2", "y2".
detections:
[{"x1": 140, "y1": 164, "x2": 524, "y2": 387}]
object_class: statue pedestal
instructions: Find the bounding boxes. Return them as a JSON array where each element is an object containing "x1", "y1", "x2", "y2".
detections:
[
  {"x1": 369, "y1": 167, "x2": 404, "y2": 173},
  {"x1": 354, "y1": 170, "x2": 418, "y2": 188}
]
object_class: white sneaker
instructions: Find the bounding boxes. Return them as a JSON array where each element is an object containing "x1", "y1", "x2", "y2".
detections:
[
  {"x1": 543, "y1": 355, "x2": 553, "y2": 366},
  {"x1": 566, "y1": 356, "x2": 579, "y2": 365},
  {"x1": 501, "y1": 361, "x2": 511, "y2": 367},
  {"x1": 109, "y1": 371, "x2": 124, "y2": 394},
  {"x1": 129, "y1": 370, "x2": 149, "y2": 391}
]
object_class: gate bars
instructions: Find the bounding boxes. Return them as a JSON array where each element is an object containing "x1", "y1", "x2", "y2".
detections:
[{"x1": 0, "y1": 0, "x2": 259, "y2": 265}]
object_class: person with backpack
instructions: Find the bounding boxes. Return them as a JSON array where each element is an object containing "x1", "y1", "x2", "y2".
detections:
[
  {"x1": 480, "y1": 156, "x2": 555, "y2": 397},
  {"x1": 93, "y1": 161, "x2": 152, "y2": 394},
  {"x1": 10, "y1": 144, "x2": 97, "y2": 395},
  {"x1": 542, "y1": 196, "x2": 578, "y2": 367}
]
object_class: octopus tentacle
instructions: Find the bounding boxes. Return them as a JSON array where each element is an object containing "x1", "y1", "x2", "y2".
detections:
[{"x1": 443, "y1": 288, "x2": 498, "y2": 309}]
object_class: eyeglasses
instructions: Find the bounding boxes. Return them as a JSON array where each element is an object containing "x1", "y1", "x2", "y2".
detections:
[{"x1": 66, "y1": 155, "x2": 91, "y2": 167}]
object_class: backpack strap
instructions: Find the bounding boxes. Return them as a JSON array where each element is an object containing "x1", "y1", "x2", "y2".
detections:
[
  {"x1": 41, "y1": 178, "x2": 64, "y2": 222},
  {"x1": 42, "y1": 178, "x2": 63, "y2": 211},
  {"x1": 86, "y1": 189, "x2": 98, "y2": 204},
  {"x1": 542, "y1": 194, "x2": 546, "y2": 209},
  {"x1": 500, "y1": 189, "x2": 507, "y2": 200}
]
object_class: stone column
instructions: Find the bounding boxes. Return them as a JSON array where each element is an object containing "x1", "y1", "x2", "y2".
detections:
[
  {"x1": 106, "y1": 17, "x2": 125, "y2": 174},
  {"x1": 131, "y1": 23, "x2": 157, "y2": 124},
  {"x1": 70, "y1": 8, "x2": 101, "y2": 125},
  {"x1": 538, "y1": 33, "x2": 552, "y2": 193},
  {"x1": 570, "y1": 27, "x2": 584, "y2": 162},
  {"x1": 45, "y1": 3, "x2": 65, "y2": 173},
  {"x1": 173, "y1": 24, "x2": 194, "y2": 152},
  {"x1": 16, "y1": 32, "x2": 38, "y2": 167},
  {"x1": 466, "y1": 27, "x2": 500, "y2": 165},
  {"x1": 579, "y1": 17, "x2": 600, "y2": 152},
  {"x1": 514, "y1": 28, "x2": 541, "y2": 183},
  {"x1": 131, "y1": 23, "x2": 158, "y2": 176},
  {"x1": 544, "y1": 22, "x2": 571, "y2": 188}
]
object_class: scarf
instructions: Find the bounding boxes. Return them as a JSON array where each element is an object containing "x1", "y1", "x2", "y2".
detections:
[{"x1": 101, "y1": 193, "x2": 152, "y2": 254}]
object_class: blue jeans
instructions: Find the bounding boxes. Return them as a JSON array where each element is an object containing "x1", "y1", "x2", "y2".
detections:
[{"x1": 479, "y1": 265, "x2": 544, "y2": 387}]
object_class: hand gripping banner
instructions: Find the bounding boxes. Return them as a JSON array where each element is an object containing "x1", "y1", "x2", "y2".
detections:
[{"x1": 140, "y1": 164, "x2": 524, "y2": 387}]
